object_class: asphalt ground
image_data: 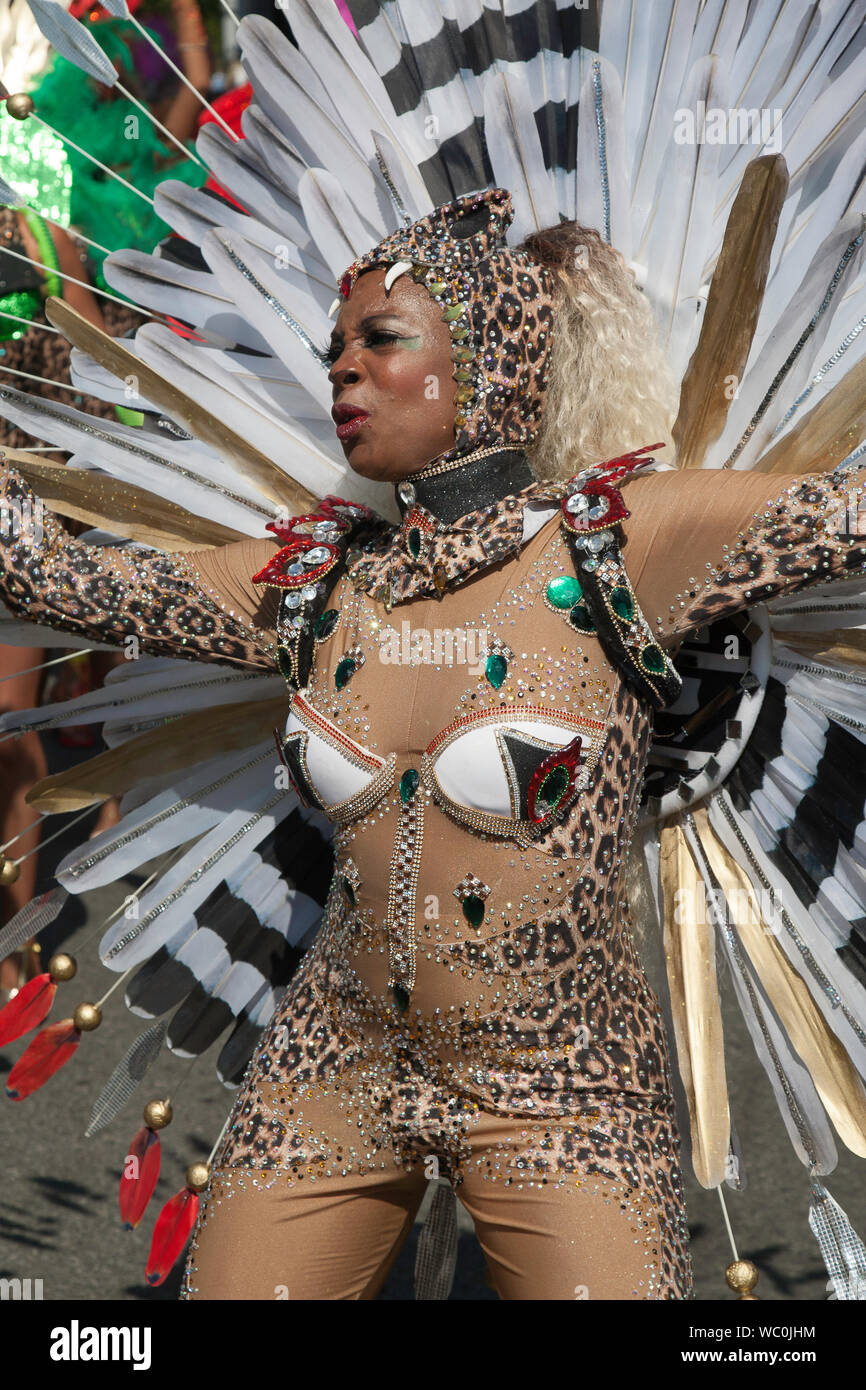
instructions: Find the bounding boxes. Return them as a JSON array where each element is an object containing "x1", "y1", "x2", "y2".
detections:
[{"x1": 1, "y1": 729, "x2": 864, "y2": 1304}]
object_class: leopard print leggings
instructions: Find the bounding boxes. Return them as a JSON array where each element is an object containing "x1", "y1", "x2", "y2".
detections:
[{"x1": 181, "y1": 893, "x2": 693, "y2": 1301}]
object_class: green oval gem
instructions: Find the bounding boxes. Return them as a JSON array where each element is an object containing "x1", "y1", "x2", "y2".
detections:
[
  {"x1": 610, "y1": 586, "x2": 634, "y2": 621},
  {"x1": 538, "y1": 764, "x2": 569, "y2": 811},
  {"x1": 546, "y1": 574, "x2": 583, "y2": 610},
  {"x1": 485, "y1": 652, "x2": 508, "y2": 689},
  {"x1": 335, "y1": 656, "x2": 356, "y2": 689},
  {"x1": 569, "y1": 604, "x2": 595, "y2": 632},
  {"x1": 462, "y1": 894, "x2": 485, "y2": 928},
  {"x1": 442, "y1": 303, "x2": 465, "y2": 321},
  {"x1": 428, "y1": 279, "x2": 447, "y2": 295},
  {"x1": 315, "y1": 608, "x2": 340, "y2": 639},
  {"x1": 391, "y1": 983, "x2": 410, "y2": 1012},
  {"x1": 400, "y1": 768, "x2": 420, "y2": 803},
  {"x1": 407, "y1": 526, "x2": 422, "y2": 559},
  {"x1": 641, "y1": 644, "x2": 665, "y2": 674}
]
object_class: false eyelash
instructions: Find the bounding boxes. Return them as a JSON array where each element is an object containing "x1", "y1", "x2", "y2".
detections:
[{"x1": 320, "y1": 330, "x2": 403, "y2": 367}]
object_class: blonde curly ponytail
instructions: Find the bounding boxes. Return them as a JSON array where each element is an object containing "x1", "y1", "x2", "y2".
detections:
[{"x1": 520, "y1": 223, "x2": 680, "y2": 481}]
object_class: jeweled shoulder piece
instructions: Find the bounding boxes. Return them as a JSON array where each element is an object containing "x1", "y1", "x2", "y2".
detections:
[
  {"x1": 556, "y1": 444, "x2": 683, "y2": 711},
  {"x1": 252, "y1": 496, "x2": 386, "y2": 689}
]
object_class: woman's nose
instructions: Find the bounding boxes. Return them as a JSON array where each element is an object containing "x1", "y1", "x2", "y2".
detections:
[{"x1": 328, "y1": 351, "x2": 364, "y2": 389}]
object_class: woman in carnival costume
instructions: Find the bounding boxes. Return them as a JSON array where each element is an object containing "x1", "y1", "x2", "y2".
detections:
[{"x1": 1, "y1": 0, "x2": 866, "y2": 1300}]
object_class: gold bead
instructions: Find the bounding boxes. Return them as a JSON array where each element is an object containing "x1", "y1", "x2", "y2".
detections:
[
  {"x1": 48, "y1": 952, "x2": 77, "y2": 983},
  {"x1": 143, "y1": 1098, "x2": 173, "y2": 1130},
  {"x1": 6, "y1": 93, "x2": 34, "y2": 120},
  {"x1": 725, "y1": 1258, "x2": 760, "y2": 1296},
  {"x1": 0, "y1": 857, "x2": 21, "y2": 885},
  {"x1": 73, "y1": 1001, "x2": 102, "y2": 1032},
  {"x1": 185, "y1": 1161, "x2": 211, "y2": 1192}
]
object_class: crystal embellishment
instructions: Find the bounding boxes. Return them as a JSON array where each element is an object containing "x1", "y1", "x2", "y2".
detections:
[
  {"x1": 485, "y1": 651, "x2": 508, "y2": 688},
  {"x1": 399, "y1": 768, "x2": 420, "y2": 803},
  {"x1": 453, "y1": 872, "x2": 491, "y2": 927},
  {"x1": 546, "y1": 574, "x2": 583, "y2": 609},
  {"x1": 335, "y1": 657, "x2": 356, "y2": 689}
]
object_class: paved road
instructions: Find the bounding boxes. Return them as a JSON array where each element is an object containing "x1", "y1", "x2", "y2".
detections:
[{"x1": 1, "y1": 730, "x2": 862, "y2": 1302}]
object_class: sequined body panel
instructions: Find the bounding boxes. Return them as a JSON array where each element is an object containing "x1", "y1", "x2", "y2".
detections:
[{"x1": 195, "y1": 510, "x2": 694, "y2": 1297}]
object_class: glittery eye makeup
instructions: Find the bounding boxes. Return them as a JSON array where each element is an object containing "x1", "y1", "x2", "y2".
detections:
[{"x1": 325, "y1": 316, "x2": 425, "y2": 364}]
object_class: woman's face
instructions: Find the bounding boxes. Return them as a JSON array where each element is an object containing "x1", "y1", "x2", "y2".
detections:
[{"x1": 327, "y1": 267, "x2": 457, "y2": 483}]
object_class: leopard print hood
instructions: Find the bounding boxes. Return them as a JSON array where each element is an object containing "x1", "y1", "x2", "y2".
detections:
[{"x1": 336, "y1": 188, "x2": 556, "y2": 463}]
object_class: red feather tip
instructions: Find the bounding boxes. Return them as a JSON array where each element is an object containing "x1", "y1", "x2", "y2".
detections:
[
  {"x1": 6, "y1": 1019, "x2": 80, "y2": 1100},
  {"x1": 119, "y1": 1127, "x2": 162, "y2": 1231},
  {"x1": 145, "y1": 1188, "x2": 200, "y2": 1286},
  {"x1": 0, "y1": 973, "x2": 56, "y2": 1046}
]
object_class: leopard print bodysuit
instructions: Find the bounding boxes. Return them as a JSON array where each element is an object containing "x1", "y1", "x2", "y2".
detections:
[{"x1": 1, "y1": 458, "x2": 864, "y2": 1299}]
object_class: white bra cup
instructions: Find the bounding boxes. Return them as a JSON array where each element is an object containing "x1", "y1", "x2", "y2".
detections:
[
  {"x1": 431, "y1": 718, "x2": 584, "y2": 819},
  {"x1": 284, "y1": 693, "x2": 388, "y2": 811}
]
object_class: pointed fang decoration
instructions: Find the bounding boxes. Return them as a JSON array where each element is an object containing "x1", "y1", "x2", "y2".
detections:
[
  {"x1": 0, "y1": 973, "x2": 56, "y2": 1046},
  {"x1": 327, "y1": 297, "x2": 341, "y2": 318},
  {"x1": 145, "y1": 1188, "x2": 200, "y2": 1286},
  {"x1": 6, "y1": 1019, "x2": 80, "y2": 1100},
  {"x1": 119, "y1": 1126, "x2": 162, "y2": 1230},
  {"x1": 384, "y1": 261, "x2": 414, "y2": 293}
]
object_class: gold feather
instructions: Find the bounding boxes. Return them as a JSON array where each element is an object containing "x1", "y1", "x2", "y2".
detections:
[
  {"x1": 4, "y1": 451, "x2": 245, "y2": 551},
  {"x1": 780, "y1": 629, "x2": 866, "y2": 669},
  {"x1": 756, "y1": 356, "x2": 866, "y2": 474},
  {"x1": 693, "y1": 808, "x2": 866, "y2": 1159},
  {"x1": 659, "y1": 818, "x2": 730, "y2": 1187},
  {"x1": 673, "y1": 155, "x2": 789, "y2": 469},
  {"x1": 26, "y1": 696, "x2": 287, "y2": 812},
  {"x1": 43, "y1": 297, "x2": 316, "y2": 515}
]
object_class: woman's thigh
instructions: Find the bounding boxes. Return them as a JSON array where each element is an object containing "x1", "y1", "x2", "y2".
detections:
[
  {"x1": 455, "y1": 1105, "x2": 693, "y2": 1300},
  {"x1": 183, "y1": 1078, "x2": 428, "y2": 1301}
]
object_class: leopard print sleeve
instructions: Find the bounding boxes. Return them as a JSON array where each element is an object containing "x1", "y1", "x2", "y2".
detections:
[
  {"x1": 619, "y1": 467, "x2": 866, "y2": 647},
  {"x1": 0, "y1": 464, "x2": 281, "y2": 669}
]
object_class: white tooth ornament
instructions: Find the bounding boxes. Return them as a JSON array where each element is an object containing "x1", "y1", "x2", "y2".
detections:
[
  {"x1": 327, "y1": 297, "x2": 342, "y2": 318},
  {"x1": 384, "y1": 261, "x2": 414, "y2": 293}
]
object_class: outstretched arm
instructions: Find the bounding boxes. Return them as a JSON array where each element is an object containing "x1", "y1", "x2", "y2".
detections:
[
  {"x1": 622, "y1": 467, "x2": 866, "y2": 645},
  {"x1": 0, "y1": 464, "x2": 281, "y2": 669}
]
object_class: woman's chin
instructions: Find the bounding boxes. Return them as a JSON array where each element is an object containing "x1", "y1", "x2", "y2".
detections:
[{"x1": 345, "y1": 446, "x2": 400, "y2": 483}]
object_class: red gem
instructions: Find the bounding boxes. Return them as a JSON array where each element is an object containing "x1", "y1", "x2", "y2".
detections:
[
  {"x1": 6, "y1": 1019, "x2": 80, "y2": 1100},
  {"x1": 251, "y1": 541, "x2": 338, "y2": 589},
  {"x1": 340, "y1": 271, "x2": 353, "y2": 298},
  {"x1": 527, "y1": 737, "x2": 583, "y2": 825},
  {"x1": 145, "y1": 1188, "x2": 200, "y2": 1286},
  {"x1": 0, "y1": 972, "x2": 56, "y2": 1046},
  {"x1": 119, "y1": 1126, "x2": 162, "y2": 1230},
  {"x1": 563, "y1": 480, "x2": 630, "y2": 533}
]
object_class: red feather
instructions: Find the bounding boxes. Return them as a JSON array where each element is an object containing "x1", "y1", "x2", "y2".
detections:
[
  {"x1": 6, "y1": 1019, "x2": 80, "y2": 1100},
  {"x1": 0, "y1": 973, "x2": 56, "y2": 1046},
  {"x1": 119, "y1": 1127, "x2": 162, "y2": 1231},
  {"x1": 145, "y1": 1188, "x2": 200, "y2": 1286}
]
